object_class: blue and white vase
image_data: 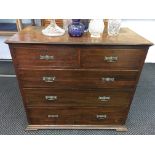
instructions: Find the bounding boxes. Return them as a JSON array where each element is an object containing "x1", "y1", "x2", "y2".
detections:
[{"x1": 68, "y1": 19, "x2": 85, "y2": 37}]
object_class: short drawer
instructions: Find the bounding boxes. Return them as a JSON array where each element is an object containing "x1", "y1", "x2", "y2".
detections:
[
  {"x1": 13, "y1": 45, "x2": 79, "y2": 68},
  {"x1": 27, "y1": 107, "x2": 128, "y2": 125},
  {"x1": 23, "y1": 88, "x2": 133, "y2": 107},
  {"x1": 81, "y1": 48, "x2": 147, "y2": 69},
  {"x1": 18, "y1": 69, "x2": 138, "y2": 89}
]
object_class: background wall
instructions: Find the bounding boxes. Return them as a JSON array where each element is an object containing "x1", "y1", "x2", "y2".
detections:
[
  {"x1": 0, "y1": 19, "x2": 155, "y2": 62},
  {"x1": 122, "y1": 20, "x2": 155, "y2": 62}
]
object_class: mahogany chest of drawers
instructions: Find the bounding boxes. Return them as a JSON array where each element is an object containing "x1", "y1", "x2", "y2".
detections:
[{"x1": 6, "y1": 26, "x2": 152, "y2": 131}]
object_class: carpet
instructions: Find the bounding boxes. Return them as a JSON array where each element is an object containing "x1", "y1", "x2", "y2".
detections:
[{"x1": 0, "y1": 63, "x2": 155, "y2": 135}]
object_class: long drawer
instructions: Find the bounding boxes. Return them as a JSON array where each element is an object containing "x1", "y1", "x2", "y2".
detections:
[
  {"x1": 13, "y1": 45, "x2": 79, "y2": 68},
  {"x1": 23, "y1": 88, "x2": 133, "y2": 107},
  {"x1": 27, "y1": 107, "x2": 128, "y2": 125},
  {"x1": 81, "y1": 48, "x2": 146, "y2": 69},
  {"x1": 18, "y1": 69, "x2": 138, "y2": 89}
]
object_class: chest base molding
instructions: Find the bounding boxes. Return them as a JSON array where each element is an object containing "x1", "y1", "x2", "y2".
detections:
[{"x1": 25, "y1": 125, "x2": 128, "y2": 132}]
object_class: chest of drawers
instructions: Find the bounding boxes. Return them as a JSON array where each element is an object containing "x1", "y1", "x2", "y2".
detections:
[{"x1": 6, "y1": 26, "x2": 152, "y2": 131}]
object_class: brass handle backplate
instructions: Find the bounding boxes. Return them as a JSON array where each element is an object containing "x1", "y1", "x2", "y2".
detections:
[
  {"x1": 43, "y1": 76, "x2": 56, "y2": 82},
  {"x1": 98, "y1": 96, "x2": 110, "y2": 102},
  {"x1": 48, "y1": 114, "x2": 59, "y2": 118},
  {"x1": 40, "y1": 55, "x2": 54, "y2": 60},
  {"x1": 96, "y1": 114, "x2": 107, "y2": 120},
  {"x1": 102, "y1": 77, "x2": 115, "y2": 82},
  {"x1": 45, "y1": 96, "x2": 57, "y2": 101},
  {"x1": 104, "y1": 56, "x2": 118, "y2": 62}
]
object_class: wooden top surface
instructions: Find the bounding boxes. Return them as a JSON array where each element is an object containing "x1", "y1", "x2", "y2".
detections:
[{"x1": 6, "y1": 26, "x2": 153, "y2": 46}]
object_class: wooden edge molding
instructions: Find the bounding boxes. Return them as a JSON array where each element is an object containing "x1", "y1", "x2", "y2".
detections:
[
  {"x1": 0, "y1": 31, "x2": 17, "y2": 35},
  {"x1": 26, "y1": 125, "x2": 128, "y2": 132}
]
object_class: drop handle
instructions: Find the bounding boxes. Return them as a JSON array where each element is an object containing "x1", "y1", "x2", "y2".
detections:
[
  {"x1": 45, "y1": 96, "x2": 57, "y2": 101},
  {"x1": 96, "y1": 114, "x2": 107, "y2": 120},
  {"x1": 98, "y1": 96, "x2": 110, "y2": 102},
  {"x1": 48, "y1": 114, "x2": 59, "y2": 118},
  {"x1": 40, "y1": 55, "x2": 54, "y2": 60},
  {"x1": 43, "y1": 76, "x2": 56, "y2": 82},
  {"x1": 104, "y1": 56, "x2": 118, "y2": 62},
  {"x1": 102, "y1": 77, "x2": 115, "y2": 82}
]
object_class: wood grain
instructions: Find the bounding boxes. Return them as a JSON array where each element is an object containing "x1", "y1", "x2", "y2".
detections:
[
  {"x1": 26, "y1": 106, "x2": 128, "y2": 125},
  {"x1": 5, "y1": 26, "x2": 153, "y2": 46},
  {"x1": 81, "y1": 48, "x2": 147, "y2": 69},
  {"x1": 13, "y1": 45, "x2": 79, "y2": 68},
  {"x1": 18, "y1": 69, "x2": 138, "y2": 89},
  {"x1": 23, "y1": 88, "x2": 133, "y2": 107}
]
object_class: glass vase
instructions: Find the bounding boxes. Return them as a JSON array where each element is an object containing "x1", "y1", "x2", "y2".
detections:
[
  {"x1": 108, "y1": 19, "x2": 121, "y2": 36},
  {"x1": 88, "y1": 19, "x2": 104, "y2": 38}
]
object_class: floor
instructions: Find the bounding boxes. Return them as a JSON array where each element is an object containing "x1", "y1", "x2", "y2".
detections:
[{"x1": 0, "y1": 62, "x2": 155, "y2": 135}]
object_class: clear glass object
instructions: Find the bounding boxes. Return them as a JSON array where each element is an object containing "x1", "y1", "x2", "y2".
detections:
[
  {"x1": 88, "y1": 19, "x2": 104, "y2": 38},
  {"x1": 63, "y1": 19, "x2": 72, "y2": 31},
  {"x1": 108, "y1": 19, "x2": 121, "y2": 36},
  {"x1": 42, "y1": 19, "x2": 65, "y2": 36}
]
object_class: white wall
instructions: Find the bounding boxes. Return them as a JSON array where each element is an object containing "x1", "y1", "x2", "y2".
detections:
[
  {"x1": 0, "y1": 19, "x2": 155, "y2": 62},
  {"x1": 0, "y1": 19, "x2": 40, "y2": 59},
  {"x1": 0, "y1": 36, "x2": 11, "y2": 59},
  {"x1": 121, "y1": 20, "x2": 155, "y2": 62}
]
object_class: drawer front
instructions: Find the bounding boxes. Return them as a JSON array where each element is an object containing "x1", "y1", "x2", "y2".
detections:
[
  {"x1": 81, "y1": 48, "x2": 146, "y2": 69},
  {"x1": 23, "y1": 88, "x2": 133, "y2": 107},
  {"x1": 27, "y1": 107, "x2": 128, "y2": 125},
  {"x1": 19, "y1": 69, "x2": 138, "y2": 89},
  {"x1": 13, "y1": 46, "x2": 79, "y2": 68}
]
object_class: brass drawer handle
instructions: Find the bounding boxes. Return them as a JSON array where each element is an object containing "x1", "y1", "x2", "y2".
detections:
[
  {"x1": 45, "y1": 96, "x2": 57, "y2": 101},
  {"x1": 104, "y1": 56, "x2": 118, "y2": 62},
  {"x1": 102, "y1": 77, "x2": 115, "y2": 82},
  {"x1": 96, "y1": 114, "x2": 107, "y2": 120},
  {"x1": 48, "y1": 114, "x2": 59, "y2": 118},
  {"x1": 40, "y1": 55, "x2": 54, "y2": 60},
  {"x1": 43, "y1": 76, "x2": 56, "y2": 82},
  {"x1": 98, "y1": 96, "x2": 110, "y2": 102}
]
